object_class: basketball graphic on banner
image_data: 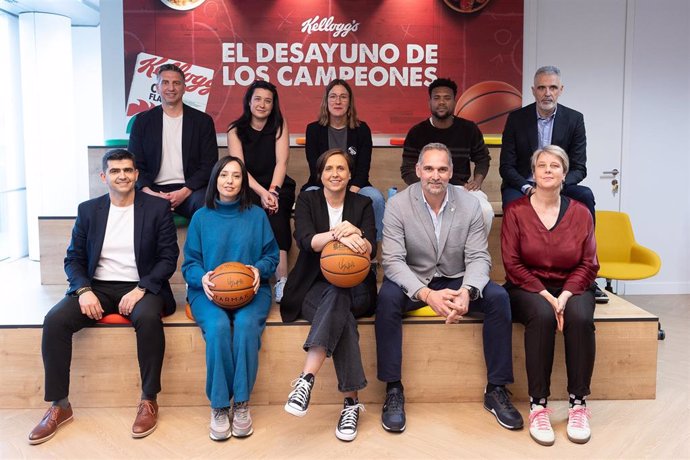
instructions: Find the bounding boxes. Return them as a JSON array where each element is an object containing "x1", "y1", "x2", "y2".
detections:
[{"x1": 455, "y1": 81, "x2": 522, "y2": 134}]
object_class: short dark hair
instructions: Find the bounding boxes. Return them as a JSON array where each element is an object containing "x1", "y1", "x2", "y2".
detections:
[
  {"x1": 156, "y1": 63, "x2": 186, "y2": 82},
  {"x1": 102, "y1": 149, "x2": 136, "y2": 173},
  {"x1": 428, "y1": 77, "x2": 458, "y2": 98},
  {"x1": 315, "y1": 149, "x2": 354, "y2": 183},
  {"x1": 204, "y1": 156, "x2": 252, "y2": 211}
]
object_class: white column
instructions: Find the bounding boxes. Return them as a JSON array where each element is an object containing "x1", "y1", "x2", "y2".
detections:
[{"x1": 19, "y1": 13, "x2": 79, "y2": 260}]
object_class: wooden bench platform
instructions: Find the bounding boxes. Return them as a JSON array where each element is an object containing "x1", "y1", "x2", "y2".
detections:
[{"x1": 0, "y1": 286, "x2": 658, "y2": 409}]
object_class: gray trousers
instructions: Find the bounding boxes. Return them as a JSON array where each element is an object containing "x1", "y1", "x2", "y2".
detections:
[{"x1": 301, "y1": 280, "x2": 373, "y2": 392}]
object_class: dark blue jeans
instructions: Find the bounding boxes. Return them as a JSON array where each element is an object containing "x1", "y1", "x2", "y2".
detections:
[
  {"x1": 375, "y1": 276, "x2": 514, "y2": 386},
  {"x1": 149, "y1": 183, "x2": 205, "y2": 219}
]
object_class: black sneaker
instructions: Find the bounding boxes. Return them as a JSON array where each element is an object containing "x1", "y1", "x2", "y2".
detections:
[
  {"x1": 381, "y1": 387, "x2": 406, "y2": 432},
  {"x1": 594, "y1": 285, "x2": 609, "y2": 304},
  {"x1": 335, "y1": 398, "x2": 365, "y2": 442},
  {"x1": 284, "y1": 373, "x2": 314, "y2": 417},
  {"x1": 484, "y1": 386, "x2": 524, "y2": 430}
]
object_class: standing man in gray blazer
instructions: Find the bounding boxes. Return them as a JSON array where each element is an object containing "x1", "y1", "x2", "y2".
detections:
[{"x1": 375, "y1": 143, "x2": 522, "y2": 433}]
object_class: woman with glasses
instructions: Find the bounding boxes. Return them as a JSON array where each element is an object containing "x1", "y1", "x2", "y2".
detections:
[{"x1": 303, "y1": 79, "x2": 385, "y2": 241}]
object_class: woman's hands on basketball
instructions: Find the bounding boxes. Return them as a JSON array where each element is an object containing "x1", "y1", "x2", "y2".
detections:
[
  {"x1": 201, "y1": 271, "x2": 215, "y2": 300},
  {"x1": 338, "y1": 233, "x2": 368, "y2": 254},
  {"x1": 247, "y1": 265, "x2": 260, "y2": 293},
  {"x1": 331, "y1": 221, "x2": 360, "y2": 240}
]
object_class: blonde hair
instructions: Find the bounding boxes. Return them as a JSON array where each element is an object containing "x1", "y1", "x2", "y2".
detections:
[{"x1": 530, "y1": 145, "x2": 570, "y2": 177}]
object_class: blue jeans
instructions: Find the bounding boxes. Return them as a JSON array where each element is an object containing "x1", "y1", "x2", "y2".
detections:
[
  {"x1": 190, "y1": 285, "x2": 272, "y2": 408},
  {"x1": 375, "y1": 276, "x2": 514, "y2": 385},
  {"x1": 304, "y1": 185, "x2": 385, "y2": 241}
]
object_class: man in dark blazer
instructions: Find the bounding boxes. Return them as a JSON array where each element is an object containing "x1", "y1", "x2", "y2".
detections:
[
  {"x1": 499, "y1": 66, "x2": 595, "y2": 217},
  {"x1": 128, "y1": 63, "x2": 218, "y2": 219},
  {"x1": 376, "y1": 143, "x2": 522, "y2": 434},
  {"x1": 28, "y1": 149, "x2": 178, "y2": 445}
]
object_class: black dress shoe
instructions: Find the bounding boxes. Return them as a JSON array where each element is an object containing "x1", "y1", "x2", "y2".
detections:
[
  {"x1": 484, "y1": 386, "x2": 524, "y2": 430},
  {"x1": 594, "y1": 286, "x2": 609, "y2": 304}
]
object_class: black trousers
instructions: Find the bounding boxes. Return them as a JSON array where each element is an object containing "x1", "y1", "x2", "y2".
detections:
[
  {"x1": 149, "y1": 183, "x2": 205, "y2": 219},
  {"x1": 506, "y1": 284, "x2": 596, "y2": 399},
  {"x1": 41, "y1": 280, "x2": 165, "y2": 401}
]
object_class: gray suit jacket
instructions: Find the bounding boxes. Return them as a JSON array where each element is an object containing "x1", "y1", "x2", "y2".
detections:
[{"x1": 382, "y1": 183, "x2": 491, "y2": 299}]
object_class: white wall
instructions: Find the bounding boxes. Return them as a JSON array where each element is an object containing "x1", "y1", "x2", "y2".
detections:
[
  {"x1": 73, "y1": 25, "x2": 104, "y2": 202},
  {"x1": 100, "y1": 0, "x2": 126, "y2": 141},
  {"x1": 620, "y1": 0, "x2": 690, "y2": 294},
  {"x1": 524, "y1": 0, "x2": 689, "y2": 294}
]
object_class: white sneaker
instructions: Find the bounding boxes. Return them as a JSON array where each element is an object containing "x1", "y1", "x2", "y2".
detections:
[
  {"x1": 275, "y1": 277, "x2": 287, "y2": 303},
  {"x1": 209, "y1": 407, "x2": 231, "y2": 441},
  {"x1": 567, "y1": 404, "x2": 591, "y2": 444},
  {"x1": 232, "y1": 402, "x2": 253, "y2": 437},
  {"x1": 528, "y1": 405, "x2": 555, "y2": 446}
]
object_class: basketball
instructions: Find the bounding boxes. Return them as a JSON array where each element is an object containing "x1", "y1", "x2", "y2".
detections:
[
  {"x1": 320, "y1": 240, "x2": 371, "y2": 288},
  {"x1": 209, "y1": 262, "x2": 256, "y2": 309},
  {"x1": 455, "y1": 80, "x2": 522, "y2": 134}
]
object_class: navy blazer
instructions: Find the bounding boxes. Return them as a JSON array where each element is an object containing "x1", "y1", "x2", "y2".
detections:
[
  {"x1": 129, "y1": 103, "x2": 218, "y2": 192},
  {"x1": 64, "y1": 191, "x2": 180, "y2": 315},
  {"x1": 499, "y1": 102, "x2": 587, "y2": 189},
  {"x1": 280, "y1": 190, "x2": 377, "y2": 323},
  {"x1": 303, "y1": 121, "x2": 373, "y2": 190}
]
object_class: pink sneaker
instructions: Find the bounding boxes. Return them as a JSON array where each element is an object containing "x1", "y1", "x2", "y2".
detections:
[
  {"x1": 567, "y1": 404, "x2": 591, "y2": 444},
  {"x1": 528, "y1": 405, "x2": 554, "y2": 446}
]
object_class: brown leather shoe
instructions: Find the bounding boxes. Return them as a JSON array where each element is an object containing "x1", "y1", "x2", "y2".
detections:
[
  {"x1": 132, "y1": 399, "x2": 158, "y2": 438},
  {"x1": 28, "y1": 404, "x2": 73, "y2": 445}
]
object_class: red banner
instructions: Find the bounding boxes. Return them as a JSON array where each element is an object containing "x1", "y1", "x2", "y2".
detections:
[{"x1": 124, "y1": 0, "x2": 523, "y2": 135}]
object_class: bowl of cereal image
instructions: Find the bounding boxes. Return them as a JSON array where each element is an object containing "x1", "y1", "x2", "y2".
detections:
[{"x1": 161, "y1": 0, "x2": 207, "y2": 11}]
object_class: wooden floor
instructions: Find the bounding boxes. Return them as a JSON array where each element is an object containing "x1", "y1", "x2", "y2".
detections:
[{"x1": 1, "y1": 259, "x2": 688, "y2": 459}]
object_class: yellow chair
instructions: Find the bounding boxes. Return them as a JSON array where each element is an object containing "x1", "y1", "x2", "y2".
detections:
[
  {"x1": 595, "y1": 211, "x2": 661, "y2": 292},
  {"x1": 405, "y1": 305, "x2": 439, "y2": 317},
  {"x1": 595, "y1": 210, "x2": 663, "y2": 339}
]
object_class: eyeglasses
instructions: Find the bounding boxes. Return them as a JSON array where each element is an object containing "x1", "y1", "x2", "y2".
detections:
[{"x1": 328, "y1": 94, "x2": 350, "y2": 101}]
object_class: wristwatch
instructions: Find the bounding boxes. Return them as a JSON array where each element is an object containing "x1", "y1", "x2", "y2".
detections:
[{"x1": 462, "y1": 285, "x2": 480, "y2": 301}]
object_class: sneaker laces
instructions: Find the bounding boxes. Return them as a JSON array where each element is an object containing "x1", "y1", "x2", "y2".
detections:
[
  {"x1": 568, "y1": 405, "x2": 591, "y2": 429},
  {"x1": 384, "y1": 391, "x2": 403, "y2": 411},
  {"x1": 288, "y1": 376, "x2": 312, "y2": 406},
  {"x1": 339, "y1": 403, "x2": 365, "y2": 431},
  {"x1": 233, "y1": 402, "x2": 249, "y2": 423},
  {"x1": 212, "y1": 407, "x2": 229, "y2": 422},
  {"x1": 492, "y1": 386, "x2": 515, "y2": 408},
  {"x1": 529, "y1": 406, "x2": 553, "y2": 431}
]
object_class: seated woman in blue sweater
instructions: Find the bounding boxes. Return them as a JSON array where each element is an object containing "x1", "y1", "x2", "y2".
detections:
[{"x1": 182, "y1": 156, "x2": 279, "y2": 441}]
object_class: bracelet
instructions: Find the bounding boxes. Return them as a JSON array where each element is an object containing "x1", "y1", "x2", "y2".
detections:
[
  {"x1": 75, "y1": 286, "x2": 92, "y2": 296},
  {"x1": 269, "y1": 189, "x2": 279, "y2": 197},
  {"x1": 423, "y1": 288, "x2": 431, "y2": 304}
]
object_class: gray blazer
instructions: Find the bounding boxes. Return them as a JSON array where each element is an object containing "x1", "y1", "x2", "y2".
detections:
[{"x1": 382, "y1": 183, "x2": 491, "y2": 299}]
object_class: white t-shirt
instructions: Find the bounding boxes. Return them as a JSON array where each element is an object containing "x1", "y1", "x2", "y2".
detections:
[
  {"x1": 327, "y1": 202, "x2": 343, "y2": 228},
  {"x1": 93, "y1": 203, "x2": 139, "y2": 282},
  {"x1": 156, "y1": 112, "x2": 185, "y2": 185}
]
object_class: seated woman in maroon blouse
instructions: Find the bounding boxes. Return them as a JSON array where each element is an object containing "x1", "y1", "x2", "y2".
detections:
[{"x1": 501, "y1": 145, "x2": 599, "y2": 447}]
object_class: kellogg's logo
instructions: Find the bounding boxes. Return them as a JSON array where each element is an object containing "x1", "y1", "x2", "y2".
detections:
[
  {"x1": 136, "y1": 55, "x2": 212, "y2": 95},
  {"x1": 301, "y1": 15, "x2": 360, "y2": 38}
]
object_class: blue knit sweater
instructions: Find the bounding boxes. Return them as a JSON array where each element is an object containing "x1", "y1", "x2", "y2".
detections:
[{"x1": 182, "y1": 199, "x2": 279, "y2": 304}]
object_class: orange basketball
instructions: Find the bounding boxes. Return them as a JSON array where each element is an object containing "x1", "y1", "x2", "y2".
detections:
[
  {"x1": 455, "y1": 80, "x2": 522, "y2": 134},
  {"x1": 320, "y1": 240, "x2": 371, "y2": 288},
  {"x1": 209, "y1": 262, "x2": 255, "y2": 309}
]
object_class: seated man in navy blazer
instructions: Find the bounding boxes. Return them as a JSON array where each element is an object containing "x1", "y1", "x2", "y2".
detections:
[
  {"x1": 129, "y1": 63, "x2": 218, "y2": 218},
  {"x1": 500, "y1": 66, "x2": 607, "y2": 302},
  {"x1": 29, "y1": 149, "x2": 179, "y2": 445},
  {"x1": 376, "y1": 143, "x2": 523, "y2": 433},
  {"x1": 499, "y1": 66, "x2": 595, "y2": 217}
]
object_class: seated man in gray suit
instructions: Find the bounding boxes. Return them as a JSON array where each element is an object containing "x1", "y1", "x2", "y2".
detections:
[{"x1": 375, "y1": 143, "x2": 523, "y2": 433}]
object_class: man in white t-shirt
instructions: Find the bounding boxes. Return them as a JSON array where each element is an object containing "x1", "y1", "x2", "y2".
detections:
[
  {"x1": 129, "y1": 64, "x2": 218, "y2": 218},
  {"x1": 28, "y1": 149, "x2": 179, "y2": 445}
]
